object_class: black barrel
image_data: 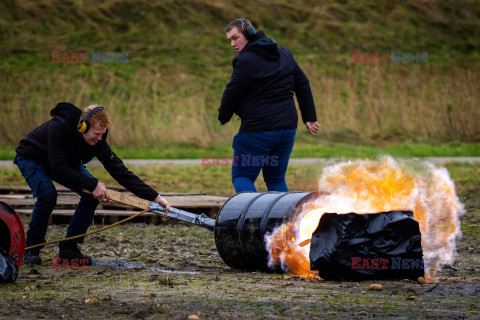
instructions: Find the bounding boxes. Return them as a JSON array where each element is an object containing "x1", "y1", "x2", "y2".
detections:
[{"x1": 214, "y1": 191, "x2": 319, "y2": 271}]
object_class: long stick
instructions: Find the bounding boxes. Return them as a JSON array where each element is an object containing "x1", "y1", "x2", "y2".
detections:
[
  {"x1": 25, "y1": 208, "x2": 149, "y2": 250},
  {"x1": 25, "y1": 188, "x2": 155, "y2": 251}
]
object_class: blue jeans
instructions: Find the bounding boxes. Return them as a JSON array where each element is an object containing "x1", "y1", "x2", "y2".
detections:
[
  {"x1": 15, "y1": 155, "x2": 99, "y2": 248},
  {"x1": 232, "y1": 129, "x2": 296, "y2": 193}
]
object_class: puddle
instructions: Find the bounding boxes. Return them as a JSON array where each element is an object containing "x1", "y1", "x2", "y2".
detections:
[
  {"x1": 91, "y1": 259, "x2": 200, "y2": 275},
  {"x1": 144, "y1": 266, "x2": 200, "y2": 275}
]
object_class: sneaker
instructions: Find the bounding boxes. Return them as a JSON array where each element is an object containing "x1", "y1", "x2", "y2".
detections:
[
  {"x1": 23, "y1": 249, "x2": 42, "y2": 265},
  {"x1": 58, "y1": 241, "x2": 92, "y2": 266}
]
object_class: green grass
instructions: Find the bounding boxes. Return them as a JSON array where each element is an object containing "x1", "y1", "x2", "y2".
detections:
[
  {"x1": 444, "y1": 162, "x2": 480, "y2": 243},
  {"x1": 1, "y1": 161, "x2": 478, "y2": 197},
  {"x1": 461, "y1": 221, "x2": 480, "y2": 243},
  {"x1": 0, "y1": 0, "x2": 479, "y2": 149},
  {"x1": 1, "y1": 140, "x2": 479, "y2": 161}
]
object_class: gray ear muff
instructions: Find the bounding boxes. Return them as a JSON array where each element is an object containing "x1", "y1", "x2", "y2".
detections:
[{"x1": 238, "y1": 18, "x2": 256, "y2": 40}]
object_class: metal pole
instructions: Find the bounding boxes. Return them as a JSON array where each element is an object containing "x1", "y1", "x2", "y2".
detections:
[{"x1": 149, "y1": 202, "x2": 216, "y2": 232}]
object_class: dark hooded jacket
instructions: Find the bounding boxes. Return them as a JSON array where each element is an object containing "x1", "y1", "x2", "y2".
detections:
[
  {"x1": 15, "y1": 102, "x2": 158, "y2": 201},
  {"x1": 218, "y1": 31, "x2": 317, "y2": 133}
]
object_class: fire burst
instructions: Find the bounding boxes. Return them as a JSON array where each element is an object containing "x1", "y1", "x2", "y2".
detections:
[{"x1": 265, "y1": 157, "x2": 464, "y2": 281}]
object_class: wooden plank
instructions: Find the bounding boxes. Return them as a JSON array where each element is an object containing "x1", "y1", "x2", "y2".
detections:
[
  {"x1": 160, "y1": 195, "x2": 227, "y2": 208},
  {"x1": 0, "y1": 185, "x2": 91, "y2": 193},
  {"x1": 0, "y1": 194, "x2": 228, "y2": 209},
  {"x1": 0, "y1": 195, "x2": 137, "y2": 209},
  {"x1": 0, "y1": 186, "x2": 68, "y2": 193},
  {"x1": 0, "y1": 185, "x2": 206, "y2": 196},
  {"x1": 84, "y1": 188, "x2": 151, "y2": 210},
  {"x1": 16, "y1": 209, "x2": 157, "y2": 217},
  {"x1": 0, "y1": 196, "x2": 141, "y2": 210},
  {"x1": 0, "y1": 194, "x2": 33, "y2": 199},
  {"x1": 0, "y1": 196, "x2": 81, "y2": 206}
]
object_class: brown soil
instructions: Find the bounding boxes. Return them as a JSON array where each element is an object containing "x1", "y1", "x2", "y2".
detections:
[{"x1": 0, "y1": 219, "x2": 479, "y2": 320}]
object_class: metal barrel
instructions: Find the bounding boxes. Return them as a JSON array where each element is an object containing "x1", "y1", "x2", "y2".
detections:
[
  {"x1": 0, "y1": 201, "x2": 26, "y2": 268},
  {"x1": 214, "y1": 191, "x2": 319, "y2": 271}
]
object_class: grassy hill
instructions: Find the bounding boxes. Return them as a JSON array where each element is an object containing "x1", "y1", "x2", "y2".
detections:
[{"x1": 0, "y1": 0, "x2": 479, "y2": 151}]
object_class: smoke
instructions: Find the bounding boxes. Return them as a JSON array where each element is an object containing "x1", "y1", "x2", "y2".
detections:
[{"x1": 265, "y1": 157, "x2": 464, "y2": 280}]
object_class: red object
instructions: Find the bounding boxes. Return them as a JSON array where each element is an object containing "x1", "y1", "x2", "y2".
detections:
[{"x1": 0, "y1": 201, "x2": 25, "y2": 267}]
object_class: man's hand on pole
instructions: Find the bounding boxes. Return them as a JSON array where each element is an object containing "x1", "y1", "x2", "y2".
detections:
[
  {"x1": 154, "y1": 194, "x2": 170, "y2": 213},
  {"x1": 92, "y1": 182, "x2": 109, "y2": 201},
  {"x1": 305, "y1": 121, "x2": 320, "y2": 135}
]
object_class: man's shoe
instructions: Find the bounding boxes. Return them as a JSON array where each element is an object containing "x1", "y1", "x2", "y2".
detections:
[
  {"x1": 23, "y1": 249, "x2": 42, "y2": 265},
  {"x1": 58, "y1": 241, "x2": 92, "y2": 266}
]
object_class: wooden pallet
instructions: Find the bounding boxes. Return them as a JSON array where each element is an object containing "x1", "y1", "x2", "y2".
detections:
[{"x1": 0, "y1": 185, "x2": 228, "y2": 225}]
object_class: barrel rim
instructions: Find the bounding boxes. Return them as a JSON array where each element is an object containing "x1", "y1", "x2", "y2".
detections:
[{"x1": 0, "y1": 201, "x2": 26, "y2": 268}]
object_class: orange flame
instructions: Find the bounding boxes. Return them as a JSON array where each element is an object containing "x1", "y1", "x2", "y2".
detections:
[{"x1": 265, "y1": 157, "x2": 464, "y2": 281}]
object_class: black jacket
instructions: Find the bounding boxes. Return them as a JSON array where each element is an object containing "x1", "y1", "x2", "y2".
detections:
[
  {"x1": 218, "y1": 31, "x2": 317, "y2": 133},
  {"x1": 15, "y1": 102, "x2": 158, "y2": 201}
]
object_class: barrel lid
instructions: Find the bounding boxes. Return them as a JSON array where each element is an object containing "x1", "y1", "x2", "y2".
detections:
[{"x1": 0, "y1": 201, "x2": 25, "y2": 268}]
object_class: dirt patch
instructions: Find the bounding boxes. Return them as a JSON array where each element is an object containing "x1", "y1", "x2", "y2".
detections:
[{"x1": 0, "y1": 219, "x2": 479, "y2": 319}]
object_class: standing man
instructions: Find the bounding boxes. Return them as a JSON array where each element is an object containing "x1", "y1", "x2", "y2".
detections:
[
  {"x1": 15, "y1": 102, "x2": 170, "y2": 265},
  {"x1": 219, "y1": 19, "x2": 320, "y2": 193}
]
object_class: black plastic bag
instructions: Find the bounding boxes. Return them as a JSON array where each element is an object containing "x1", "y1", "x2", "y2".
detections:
[
  {"x1": 0, "y1": 247, "x2": 18, "y2": 283},
  {"x1": 309, "y1": 211, "x2": 424, "y2": 280}
]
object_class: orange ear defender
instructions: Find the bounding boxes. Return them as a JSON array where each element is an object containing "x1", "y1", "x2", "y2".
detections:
[{"x1": 77, "y1": 106, "x2": 104, "y2": 134}]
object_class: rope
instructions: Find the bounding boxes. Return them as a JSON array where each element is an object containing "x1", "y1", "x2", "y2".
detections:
[{"x1": 25, "y1": 208, "x2": 151, "y2": 251}]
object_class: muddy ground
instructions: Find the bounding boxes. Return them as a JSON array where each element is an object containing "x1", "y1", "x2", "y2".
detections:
[{"x1": 1, "y1": 213, "x2": 479, "y2": 320}]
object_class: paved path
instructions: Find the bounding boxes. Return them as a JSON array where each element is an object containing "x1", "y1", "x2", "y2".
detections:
[{"x1": 1, "y1": 157, "x2": 480, "y2": 167}]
